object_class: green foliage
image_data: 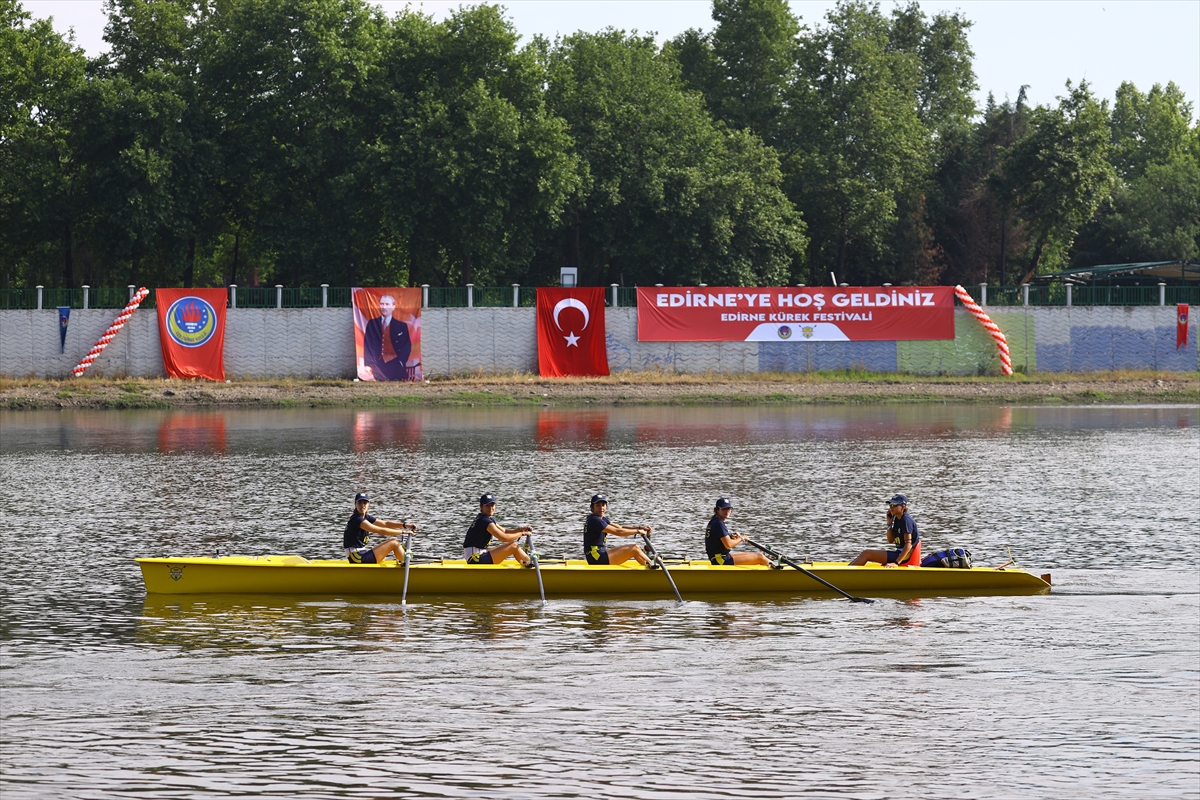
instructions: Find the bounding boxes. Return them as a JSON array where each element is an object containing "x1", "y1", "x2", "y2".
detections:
[
  {"x1": 1001, "y1": 81, "x2": 1115, "y2": 280},
  {"x1": 0, "y1": 0, "x2": 1194, "y2": 291},
  {"x1": 542, "y1": 29, "x2": 805, "y2": 286}
]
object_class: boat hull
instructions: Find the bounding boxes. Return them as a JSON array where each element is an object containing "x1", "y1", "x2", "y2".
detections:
[{"x1": 136, "y1": 556, "x2": 1050, "y2": 598}]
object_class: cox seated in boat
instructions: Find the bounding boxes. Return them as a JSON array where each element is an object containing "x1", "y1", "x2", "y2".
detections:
[
  {"x1": 585, "y1": 494, "x2": 655, "y2": 567},
  {"x1": 463, "y1": 493, "x2": 534, "y2": 567},
  {"x1": 705, "y1": 497, "x2": 773, "y2": 567},
  {"x1": 344, "y1": 492, "x2": 417, "y2": 564},
  {"x1": 849, "y1": 494, "x2": 922, "y2": 568}
]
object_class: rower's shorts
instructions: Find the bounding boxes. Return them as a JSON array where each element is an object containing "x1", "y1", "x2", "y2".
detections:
[
  {"x1": 585, "y1": 546, "x2": 610, "y2": 565},
  {"x1": 709, "y1": 553, "x2": 735, "y2": 566},
  {"x1": 886, "y1": 542, "x2": 922, "y2": 566},
  {"x1": 347, "y1": 546, "x2": 378, "y2": 564},
  {"x1": 466, "y1": 550, "x2": 494, "y2": 565}
]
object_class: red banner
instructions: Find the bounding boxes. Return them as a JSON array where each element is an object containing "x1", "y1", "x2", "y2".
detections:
[
  {"x1": 156, "y1": 288, "x2": 227, "y2": 380},
  {"x1": 537, "y1": 287, "x2": 609, "y2": 377},
  {"x1": 1178, "y1": 304, "x2": 1189, "y2": 349},
  {"x1": 636, "y1": 286, "x2": 956, "y2": 342}
]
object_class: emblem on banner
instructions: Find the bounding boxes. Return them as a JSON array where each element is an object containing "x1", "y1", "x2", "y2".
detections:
[
  {"x1": 777, "y1": 325, "x2": 792, "y2": 340},
  {"x1": 165, "y1": 296, "x2": 217, "y2": 348},
  {"x1": 801, "y1": 326, "x2": 815, "y2": 339}
]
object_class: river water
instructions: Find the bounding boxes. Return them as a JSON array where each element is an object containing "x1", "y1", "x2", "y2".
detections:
[{"x1": 1, "y1": 404, "x2": 1197, "y2": 799}]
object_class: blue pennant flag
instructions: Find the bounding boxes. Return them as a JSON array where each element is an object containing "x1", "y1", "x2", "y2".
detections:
[{"x1": 57, "y1": 306, "x2": 70, "y2": 354}]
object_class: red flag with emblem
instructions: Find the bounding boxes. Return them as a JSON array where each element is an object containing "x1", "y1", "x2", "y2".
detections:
[
  {"x1": 1178, "y1": 304, "x2": 1189, "y2": 349},
  {"x1": 156, "y1": 288, "x2": 227, "y2": 381},
  {"x1": 537, "y1": 287, "x2": 609, "y2": 377}
]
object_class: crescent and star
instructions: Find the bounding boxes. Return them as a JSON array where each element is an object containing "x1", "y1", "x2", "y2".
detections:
[{"x1": 552, "y1": 297, "x2": 589, "y2": 347}]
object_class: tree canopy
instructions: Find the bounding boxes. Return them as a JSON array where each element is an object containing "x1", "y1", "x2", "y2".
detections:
[{"x1": 1, "y1": 0, "x2": 1195, "y2": 290}]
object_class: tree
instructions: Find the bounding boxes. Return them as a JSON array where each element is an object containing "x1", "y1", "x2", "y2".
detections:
[
  {"x1": 1000, "y1": 81, "x2": 1114, "y2": 282},
  {"x1": 198, "y1": 0, "x2": 389, "y2": 287},
  {"x1": 0, "y1": 0, "x2": 88, "y2": 287},
  {"x1": 1073, "y1": 81, "x2": 1199, "y2": 266},
  {"x1": 371, "y1": 6, "x2": 577, "y2": 287},
  {"x1": 542, "y1": 29, "x2": 805, "y2": 286},
  {"x1": 784, "y1": 1, "x2": 929, "y2": 284},
  {"x1": 708, "y1": 0, "x2": 800, "y2": 143}
]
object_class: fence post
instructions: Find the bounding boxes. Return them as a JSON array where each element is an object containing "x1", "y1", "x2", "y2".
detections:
[
  {"x1": 611, "y1": 283, "x2": 619, "y2": 307},
  {"x1": 466, "y1": 283, "x2": 474, "y2": 308},
  {"x1": 275, "y1": 284, "x2": 283, "y2": 309},
  {"x1": 321, "y1": 284, "x2": 329, "y2": 308},
  {"x1": 36, "y1": 285, "x2": 43, "y2": 310},
  {"x1": 1066, "y1": 284, "x2": 1073, "y2": 307},
  {"x1": 512, "y1": 283, "x2": 520, "y2": 308},
  {"x1": 421, "y1": 284, "x2": 429, "y2": 308},
  {"x1": 82, "y1": 285, "x2": 89, "y2": 309},
  {"x1": 1022, "y1": 283, "x2": 1029, "y2": 307},
  {"x1": 229, "y1": 284, "x2": 237, "y2": 309},
  {"x1": 979, "y1": 283, "x2": 987, "y2": 306},
  {"x1": 1159, "y1": 282, "x2": 1166, "y2": 307},
  {"x1": 128, "y1": 285, "x2": 135, "y2": 301}
]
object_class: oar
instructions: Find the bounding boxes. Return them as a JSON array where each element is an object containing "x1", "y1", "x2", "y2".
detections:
[
  {"x1": 640, "y1": 532, "x2": 683, "y2": 603},
  {"x1": 526, "y1": 532, "x2": 546, "y2": 606},
  {"x1": 744, "y1": 538, "x2": 873, "y2": 604},
  {"x1": 401, "y1": 532, "x2": 413, "y2": 607}
]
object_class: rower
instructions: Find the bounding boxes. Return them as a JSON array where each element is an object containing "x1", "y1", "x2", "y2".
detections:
[
  {"x1": 584, "y1": 494, "x2": 655, "y2": 567},
  {"x1": 463, "y1": 494, "x2": 534, "y2": 567},
  {"x1": 344, "y1": 492, "x2": 416, "y2": 564},
  {"x1": 705, "y1": 497, "x2": 772, "y2": 566},
  {"x1": 849, "y1": 493, "x2": 922, "y2": 568}
]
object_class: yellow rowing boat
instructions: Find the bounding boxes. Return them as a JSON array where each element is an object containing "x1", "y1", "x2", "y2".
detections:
[{"x1": 136, "y1": 556, "x2": 1050, "y2": 597}]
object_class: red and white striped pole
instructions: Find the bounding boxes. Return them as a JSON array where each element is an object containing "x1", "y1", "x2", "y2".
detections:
[
  {"x1": 954, "y1": 284, "x2": 1013, "y2": 376},
  {"x1": 71, "y1": 287, "x2": 150, "y2": 377}
]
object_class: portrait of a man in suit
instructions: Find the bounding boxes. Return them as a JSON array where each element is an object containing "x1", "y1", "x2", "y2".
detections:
[{"x1": 362, "y1": 294, "x2": 414, "y2": 381}]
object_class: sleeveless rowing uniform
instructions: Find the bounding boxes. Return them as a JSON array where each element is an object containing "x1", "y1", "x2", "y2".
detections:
[
  {"x1": 706, "y1": 515, "x2": 734, "y2": 565},
  {"x1": 344, "y1": 512, "x2": 378, "y2": 564},
  {"x1": 463, "y1": 514, "x2": 496, "y2": 564},
  {"x1": 887, "y1": 511, "x2": 922, "y2": 566},
  {"x1": 584, "y1": 514, "x2": 610, "y2": 565}
]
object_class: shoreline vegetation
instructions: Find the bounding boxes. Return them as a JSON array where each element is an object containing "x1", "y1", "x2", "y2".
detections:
[{"x1": 2, "y1": 371, "x2": 1196, "y2": 411}]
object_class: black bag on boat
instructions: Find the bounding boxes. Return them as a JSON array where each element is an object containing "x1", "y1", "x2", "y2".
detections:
[{"x1": 920, "y1": 547, "x2": 973, "y2": 569}]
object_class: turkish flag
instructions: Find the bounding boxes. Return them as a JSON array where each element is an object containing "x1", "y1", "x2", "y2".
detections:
[
  {"x1": 1178, "y1": 304, "x2": 1189, "y2": 349},
  {"x1": 156, "y1": 288, "x2": 227, "y2": 381},
  {"x1": 537, "y1": 287, "x2": 609, "y2": 377}
]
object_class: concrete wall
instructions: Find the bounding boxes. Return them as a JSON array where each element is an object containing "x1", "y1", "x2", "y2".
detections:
[{"x1": 2, "y1": 305, "x2": 1195, "y2": 378}]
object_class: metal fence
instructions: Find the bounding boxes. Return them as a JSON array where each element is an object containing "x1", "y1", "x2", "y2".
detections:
[
  {"x1": 961, "y1": 284, "x2": 1200, "y2": 307},
  {"x1": 5, "y1": 284, "x2": 1198, "y2": 310}
]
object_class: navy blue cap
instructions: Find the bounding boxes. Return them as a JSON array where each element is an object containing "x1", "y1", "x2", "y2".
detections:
[
  {"x1": 715, "y1": 497, "x2": 732, "y2": 509},
  {"x1": 355, "y1": 492, "x2": 370, "y2": 503},
  {"x1": 479, "y1": 493, "x2": 496, "y2": 505},
  {"x1": 590, "y1": 494, "x2": 608, "y2": 506},
  {"x1": 887, "y1": 494, "x2": 908, "y2": 506}
]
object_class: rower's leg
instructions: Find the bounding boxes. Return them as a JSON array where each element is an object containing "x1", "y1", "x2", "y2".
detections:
[
  {"x1": 731, "y1": 551, "x2": 770, "y2": 566},
  {"x1": 488, "y1": 542, "x2": 530, "y2": 565},
  {"x1": 849, "y1": 549, "x2": 887, "y2": 566},
  {"x1": 605, "y1": 544, "x2": 646, "y2": 565},
  {"x1": 372, "y1": 539, "x2": 405, "y2": 562}
]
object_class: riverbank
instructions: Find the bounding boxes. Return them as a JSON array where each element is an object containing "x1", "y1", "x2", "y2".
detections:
[{"x1": 2, "y1": 371, "x2": 1196, "y2": 410}]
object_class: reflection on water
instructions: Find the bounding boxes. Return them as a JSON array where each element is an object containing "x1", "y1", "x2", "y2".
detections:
[{"x1": 2, "y1": 404, "x2": 1198, "y2": 799}]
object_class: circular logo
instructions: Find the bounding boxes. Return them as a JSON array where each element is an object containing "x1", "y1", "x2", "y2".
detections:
[
  {"x1": 777, "y1": 325, "x2": 792, "y2": 340},
  {"x1": 1180, "y1": 313, "x2": 1189, "y2": 325},
  {"x1": 166, "y1": 296, "x2": 217, "y2": 347}
]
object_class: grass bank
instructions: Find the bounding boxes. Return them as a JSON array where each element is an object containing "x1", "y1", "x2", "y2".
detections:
[{"x1": 1, "y1": 370, "x2": 1196, "y2": 410}]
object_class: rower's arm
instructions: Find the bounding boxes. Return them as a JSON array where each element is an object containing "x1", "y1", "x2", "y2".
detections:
[
  {"x1": 604, "y1": 523, "x2": 651, "y2": 538},
  {"x1": 487, "y1": 521, "x2": 530, "y2": 543},
  {"x1": 891, "y1": 532, "x2": 913, "y2": 567},
  {"x1": 720, "y1": 533, "x2": 744, "y2": 549},
  {"x1": 360, "y1": 518, "x2": 415, "y2": 536}
]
